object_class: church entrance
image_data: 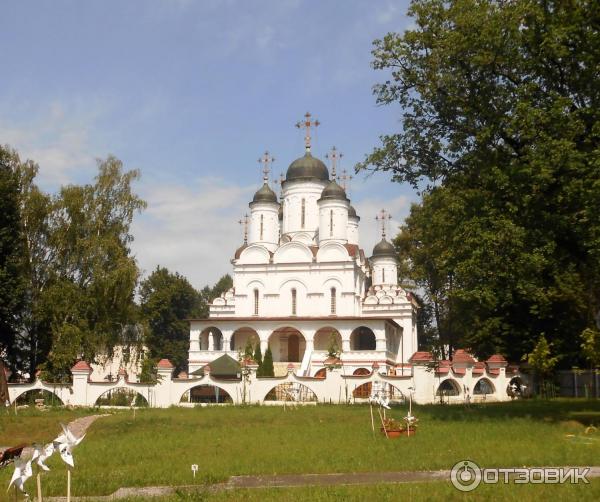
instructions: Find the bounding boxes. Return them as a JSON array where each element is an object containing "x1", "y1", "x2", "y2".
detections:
[
  {"x1": 268, "y1": 327, "x2": 306, "y2": 364},
  {"x1": 288, "y1": 334, "x2": 300, "y2": 362}
]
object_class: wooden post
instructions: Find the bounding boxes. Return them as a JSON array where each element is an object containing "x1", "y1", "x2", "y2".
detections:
[
  {"x1": 67, "y1": 469, "x2": 71, "y2": 502},
  {"x1": 37, "y1": 472, "x2": 43, "y2": 501},
  {"x1": 377, "y1": 407, "x2": 388, "y2": 439}
]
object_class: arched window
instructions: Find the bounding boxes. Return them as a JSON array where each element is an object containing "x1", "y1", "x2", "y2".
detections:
[
  {"x1": 291, "y1": 288, "x2": 297, "y2": 315},
  {"x1": 301, "y1": 199, "x2": 306, "y2": 228},
  {"x1": 382, "y1": 267, "x2": 386, "y2": 283},
  {"x1": 260, "y1": 214, "x2": 264, "y2": 240},
  {"x1": 253, "y1": 289, "x2": 259, "y2": 315},
  {"x1": 330, "y1": 287, "x2": 336, "y2": 314},
  {"x1": 329, "y1": 210, "x2": 333, "y2": 237}
]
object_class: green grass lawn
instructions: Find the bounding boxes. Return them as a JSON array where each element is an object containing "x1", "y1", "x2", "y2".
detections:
[
  {"x1": 0, "y1": 406, "x2": 97, "y2": 445},
  {"x1": 0, "y1": 399, "x2": 599, "y2": 499}
]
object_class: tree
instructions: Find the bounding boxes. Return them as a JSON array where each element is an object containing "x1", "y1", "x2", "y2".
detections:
[
  {"x1": 253, "y1": 343, "x2": 263, "y2": 369},
  {"x1": 581, "y1": 328, "x2": 600, "y2": 369},
  {"x1": 0, "y1": 147, "x2": 26, "y2": 374},
  {"x1": 261, "y1": 345, "x2": 274, "y2": 377},
  {"x1": 40, "y1": 156, "x2": 146, "y2": 379},
  {"x1": 139, "y1": 267, "x2": 203, "y2": 372},
  {"x1": 525, "y1": 334, "x2": 560, "y2": 395},
  {"x1": 360, "y1": 0, "x2": 600, "y2": 365}
]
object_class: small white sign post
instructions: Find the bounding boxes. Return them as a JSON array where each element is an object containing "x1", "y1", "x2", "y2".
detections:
[{"x1": 191, "y1": 464, "x2": 199, "y2": 479}]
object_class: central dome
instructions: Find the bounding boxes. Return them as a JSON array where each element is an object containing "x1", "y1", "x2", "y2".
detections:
[{"x1": 286, "y1": 153, "x2": 329, "y2": 182}]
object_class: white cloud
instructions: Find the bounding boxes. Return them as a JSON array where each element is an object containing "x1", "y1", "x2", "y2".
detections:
[
  {"x1": 0, "y1": 99, "x2": 107, "y2": 189},
  {"x1": 353, "y1": 195, "x2": 411, "y2": 254},
  {"x1": 131, "y1": 177, "x2": 255, "y2": 290}
]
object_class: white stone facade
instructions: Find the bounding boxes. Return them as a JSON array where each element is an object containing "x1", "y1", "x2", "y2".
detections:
[{"x1": 188, "y1": 140, "x2": 420, "y2": 380}]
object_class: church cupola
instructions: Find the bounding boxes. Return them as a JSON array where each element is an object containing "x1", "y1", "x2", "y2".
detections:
[
  {"x1": 370, "y1": 209, "x2": 398, "y2": 286},
  {"x1": 248, "y1": 151, "x2": 279, "y2": 251},
  {"x1": 317, "y1": 147, "x2": 349, "y2": 245},
  {"x1": 280, "y1": 113, "x2": 329, "y2": 240},
  {"x1": 347, "y1": 204, "x2": 360, "y2": 245}
]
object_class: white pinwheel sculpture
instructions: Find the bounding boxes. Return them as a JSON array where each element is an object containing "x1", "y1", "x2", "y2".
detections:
[
  {"x1": 32, "y1": 442, "x2": 55, "y2": 471},
  {"x1": 53, "y1": 423, "x2": 85, "y2": 468},
  {"x1": 8, "y1": 458, "x2": 32, "y2": 494}
]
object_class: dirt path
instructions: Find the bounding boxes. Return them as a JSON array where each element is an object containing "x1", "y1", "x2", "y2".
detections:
[{"x1": 42, "y1": 466, "x2": 600, "y2": 501}]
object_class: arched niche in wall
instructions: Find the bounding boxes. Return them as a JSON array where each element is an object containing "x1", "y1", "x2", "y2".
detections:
[
  {"x1": 273, "y1": 242, "x2": 313, "y2": 264},
  {"x1": 316, "y1": 242, "x2": 349, "y2": 262},
  {"x1": 238, "y1": 244, "x2": 270, "y2": 264}
]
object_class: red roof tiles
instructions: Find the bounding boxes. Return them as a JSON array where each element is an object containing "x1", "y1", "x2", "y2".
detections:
[
  {"x1": 71, "y1": 360, "x2": 92, "y2": 371},
  {"x1": 452, "y1": 349, "x2": 476, "y2": 364},
  {"x1": 157, "y1": 358, "x2": 174, "y2": 369},
  {"x1": 409, "y1": 351, "x2": 433, "y2": 363}
]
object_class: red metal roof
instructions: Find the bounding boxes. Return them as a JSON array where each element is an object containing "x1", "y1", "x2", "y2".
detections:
[
  {"x1": 157, "y1": 358, "x2": 174, "y2": 369},
  {"x1": 71, "y1": 360, "x2": 92, "y2": 371},
  {"x1": 452, "y1": 349, "x2": 476, "y2": 364},
  {"x1": 487, "y1": 354, "x2": 507, "y2": 363},
  {"x1": 409, "y1": 351, "x2": 433, "y2": 362}
]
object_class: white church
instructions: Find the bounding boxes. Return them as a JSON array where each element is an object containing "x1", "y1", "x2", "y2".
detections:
[
  {"x1": 8, "y1": 114, "x2": 521, "y2": 407},
  {"x1": 187, "y1": 114, "x2": 419, "y2": 379}
]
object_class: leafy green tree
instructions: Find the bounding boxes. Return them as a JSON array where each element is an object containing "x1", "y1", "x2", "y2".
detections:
[
  {"x1": 361, "y1": 0, "x2": 600, "y2": 364},
  {"x1": 581, "y1": 328, "x2": 600, "y2": 369},
  {"x1": 40, "y1": 156, "x2": 146, "y2": 379},
  {"x1": 0, "y1": 147, "x2": 26, "y2": 374},
  {"x1": 139, "y1": 266, "x2": 203, "y2": 372},
  {"x1": 525, "y1": 334, "x2": 560, "y2": 395},
  {"x1": 261, "y1": 345, "x2": 274, "y2": 377}
]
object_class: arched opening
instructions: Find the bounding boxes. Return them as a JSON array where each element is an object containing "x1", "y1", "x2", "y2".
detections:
[
  {"x1": 181, "y1": 385, "x2": 232, "y2": 404},
  {"x1": 199, "y1": 327, "x2": 224, "y2": 351},
  {"x1": 264, "y1": 383, "x2": 317, "y2": 402},
  {"x1": 14, "y1": 389, "x2": 64, "y2": 407},
  {"x1": 314, "y1": 327, "x2": 342, "y2": 353},
  {"x1": 314, "y1": 368, "x2": 327, "y2": 378},
  {"x1": 230, "y1": 327, "x2": 259, "y2": 353},
  {"x1": 436, "y1": 379, "x2": 461, "y2": 397},
  {"x1": 95, "y1": 388, "x2": 149, "y2": 407},
  {"x1": 350, "y1": 327, "x2": 376, "y2": 350},
  {"x1": 352, "y1": 368, "x2": 372, "y2": 398},
  {"x1": 474, "y1": 378, "x2": 495, "y2": 395},
  {"x1": 268, "y1": 327, "x2": 305, "y2": 364}
]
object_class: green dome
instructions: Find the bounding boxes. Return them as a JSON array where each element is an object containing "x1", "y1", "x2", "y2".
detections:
[
  {"x1": 318, "y1": 180, "x2": 348, "y2": 202},
  {"x1": 372, "y1": 238, "x2": 396, "y2": 258},
  {"x1": 286, "y1": 153, "x2": 329, "y2": 182},
  {"x1": 252, "y1": 183, "x2": 278, "y2": 204}
]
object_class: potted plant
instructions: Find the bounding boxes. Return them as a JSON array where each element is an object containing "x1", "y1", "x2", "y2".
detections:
[
  {"x1": 323, "y1": 333, "x2": 342, "y2": 371},
  {"x1": 380, "y1": 414, "x2": 419, "y2": 438}
]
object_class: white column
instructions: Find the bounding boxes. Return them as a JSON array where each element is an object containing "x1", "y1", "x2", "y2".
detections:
[
  {"x1": 208, "y1": 331, "x2": 214, "y2": 351},
  {"x1": 222, "y1": 328, "x2": 233, "y2": 353},
  {"x1": 189, "y1": 331, "x2": 200, "y2": 352}
]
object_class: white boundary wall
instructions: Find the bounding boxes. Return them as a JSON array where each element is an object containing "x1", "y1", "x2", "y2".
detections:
[{"x1": 8, "y1": 361, "x2": 521, "y2": 407}]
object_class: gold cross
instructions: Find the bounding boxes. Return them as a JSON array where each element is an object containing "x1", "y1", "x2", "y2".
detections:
[
  {"x1": 238, "y1": 213, "x2": 249, "y2": 244},
  {"x1": 325, "y1": 146, "x2": 343, "y2": 179},
  {"x1": 338, "y1": 169, "x2": 353, "y2": 192},
  {"x1": 375, "y1": 209, "x2": 392, "y2": 238},
  {"x1": 295, "y1": 112, "x2": 320, "y2": 152},
  {"x1": 258, "y1": 151, "x2": 275, "y2": 183}
]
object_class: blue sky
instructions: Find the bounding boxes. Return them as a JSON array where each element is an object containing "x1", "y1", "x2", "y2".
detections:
[{"x1": 1, "y1": 0, "x2": 417, "y2": 288}]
